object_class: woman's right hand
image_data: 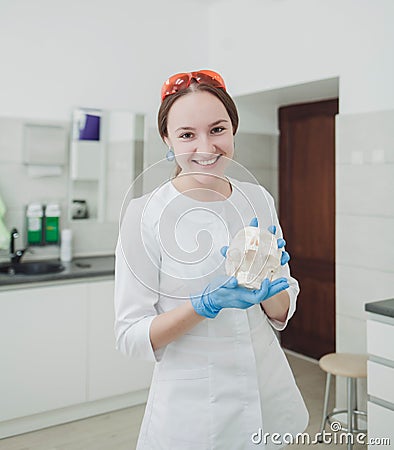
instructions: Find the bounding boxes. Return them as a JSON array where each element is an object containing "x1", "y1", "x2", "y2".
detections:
[{"x1": 190, "y1": 275, "x2": 289, "y2": 319}]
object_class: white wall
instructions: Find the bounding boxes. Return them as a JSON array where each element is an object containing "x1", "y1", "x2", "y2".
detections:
[
  {"x1": 0, "y1": 114, "x2": 138, "y2": 260},
  {"x1": 209, "y1": 0, "x2": 394, "y2": 114},
  {"x1": 234, "y1": 132, "x2": 278, "y2": 203},
  {"x1": 0, "y1": 0, "x2": 210, "y2": 122},
  {"x1": 0, "y1": 0, "x2": 211, "y2": 257},
  {"x1": 335, "y1": 110, "x2": 394, "y2": 411},
  {"x1": 234, "y1": 77, "x2": 339, "y2": 135},
  {"x1": 0, "y1": 117, "x2": 71, "y2": 259}
]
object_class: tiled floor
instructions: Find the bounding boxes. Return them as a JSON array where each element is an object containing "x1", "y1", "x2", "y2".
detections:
[{"x1": 1, "y1": 351, "x2": 366, "y2": 450}]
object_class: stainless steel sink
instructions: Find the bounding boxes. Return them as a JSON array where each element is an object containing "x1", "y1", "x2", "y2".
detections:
[{"x1": 0, "y1": 261, "x2": 65, "y2": 276}]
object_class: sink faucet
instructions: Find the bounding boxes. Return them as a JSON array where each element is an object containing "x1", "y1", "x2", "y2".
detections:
[{"x1": 10, "y1": 228, "x2": 27, "y2": 264}]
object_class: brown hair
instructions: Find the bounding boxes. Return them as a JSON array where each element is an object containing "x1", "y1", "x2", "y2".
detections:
[{"x1": 157, "y1": 82, "x2": 239, "y2": 177}]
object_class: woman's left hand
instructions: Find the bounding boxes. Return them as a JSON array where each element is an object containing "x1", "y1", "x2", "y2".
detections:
[
  {"x1": 267, "y1": 223, "x2": 290, "y2": 266},
  {"x1": 220, "y1": 217, "x2": 291, "y2": 266}
]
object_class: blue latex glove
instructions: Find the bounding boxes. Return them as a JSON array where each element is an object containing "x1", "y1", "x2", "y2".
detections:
[
  {"x1": 190, "y1": 274, "x2": 289, "y2": 319},
  {"x1": 220, "y1": 218, "x2": 290, "y2": 266},
  {"x1": 267, "y1": 224, "x2": 290, "y2": 266}
]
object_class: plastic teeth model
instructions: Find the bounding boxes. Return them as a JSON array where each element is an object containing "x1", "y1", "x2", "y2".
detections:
[{"x1": 225, "y1": 226, "x2": 282, "y2": 289}]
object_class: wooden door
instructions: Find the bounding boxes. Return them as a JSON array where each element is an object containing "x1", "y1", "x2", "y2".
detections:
[{"x1": 279, "y1": 99, "x2": 338, "y2": 360}]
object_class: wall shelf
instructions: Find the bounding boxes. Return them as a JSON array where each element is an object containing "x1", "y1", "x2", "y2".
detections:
[{"x1": 68, "y1": 108, "x2": 145, "y2": 224}]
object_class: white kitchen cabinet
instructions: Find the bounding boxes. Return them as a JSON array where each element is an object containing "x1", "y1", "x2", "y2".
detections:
[
  {"x1": 0, "y1": 277, "x2": 153, "y2": 438},
  {"x1": 366, "y1": 311, "x2": 394, "y2": 449},
  {"x1": 0, "y1": 283, "x2": 88, "y2": 422},
  {"x1": 367, "y1": 361, "x2": 394, "y2": 405},
  {"x1": 367, "y1": 402, "x2": 394, "y2": 448},
  {"x1": 366, "y1": 319, "x2": 394, "y2": 361},
  {"x1": 87, "y1": 280, "x2": 153, "y2": 401}
]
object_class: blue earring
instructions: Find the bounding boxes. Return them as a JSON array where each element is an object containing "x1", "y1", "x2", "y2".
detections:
[{"x1": 166, "y1": 148, "x2": 175, "y2": 161}]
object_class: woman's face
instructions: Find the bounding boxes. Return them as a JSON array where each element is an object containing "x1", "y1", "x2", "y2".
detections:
[{"x1": 165, "y1": 90, "x2": 234, "y2": 186}]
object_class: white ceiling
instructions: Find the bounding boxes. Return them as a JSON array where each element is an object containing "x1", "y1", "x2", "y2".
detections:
[
  {"x1": 233, "y1": 77, "x2": 339, "y2": 134},
  {"x1": 235, "y1": 77, "x2": 339, "y2": 110}
]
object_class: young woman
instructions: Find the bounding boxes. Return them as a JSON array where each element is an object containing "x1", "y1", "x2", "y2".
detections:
[{"x1": 114, "y1": 70, "x2": 309, "y2": 449}]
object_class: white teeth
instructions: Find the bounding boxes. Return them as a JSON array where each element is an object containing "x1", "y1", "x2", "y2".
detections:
[{"x1": 194, "y1": 155, "x2": 220, "y2": 166}]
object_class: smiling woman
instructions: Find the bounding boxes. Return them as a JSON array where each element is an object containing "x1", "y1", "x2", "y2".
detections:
[
  {"x1": 158, "y1": 74, "x2": 239, "y2": 188},
  {"x1": 114, "y1": 69, "x2": 309, "y2": 450},
  {"x1": 164, "y1": 90, "x2": 234, "y2": 201}
]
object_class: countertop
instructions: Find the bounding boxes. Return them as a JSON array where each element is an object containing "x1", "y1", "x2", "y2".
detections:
[
  {"x1": 0, "y1": 255, "x2": 115, "y2": 288},
  {"x1": 365, "y1": 298, "x2": 394, "y2": 318}
]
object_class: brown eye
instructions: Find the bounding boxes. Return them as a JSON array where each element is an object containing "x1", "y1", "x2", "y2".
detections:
[{"x1": 212, "y1": 127, "x2": 224, "y2": 134}]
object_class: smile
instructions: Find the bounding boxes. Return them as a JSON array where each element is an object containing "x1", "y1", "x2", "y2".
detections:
[{"x1": 193, "y1": 155, "x2": 221, "y2": 166}]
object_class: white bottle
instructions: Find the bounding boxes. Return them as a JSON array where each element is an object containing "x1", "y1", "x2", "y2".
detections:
[
  {"x1": 26, "y1": 203, "x2": 44, "y2": 245},
  {"x1": 60, "y1": 229, "x2": 73, "y2": 262}
]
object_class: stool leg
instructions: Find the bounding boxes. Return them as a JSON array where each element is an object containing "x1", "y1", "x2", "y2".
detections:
[
  {"x1": 347, "y1": 377, "x2": 354, "y2": 450},
  {"x1": 353, "y1": 378, "x2": 358, "y2": 431},
  {"x1": 320, "y1": 372, "x2": 331, "y2": 436}
]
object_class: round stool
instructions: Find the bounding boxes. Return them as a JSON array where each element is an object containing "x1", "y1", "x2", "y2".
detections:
[{"x1": 318, "y1": 353, "x2": 367, "y2": 450}]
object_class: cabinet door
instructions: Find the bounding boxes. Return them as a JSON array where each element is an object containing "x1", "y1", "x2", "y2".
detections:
[
  {"x1": 367, "y1": 320, "x2": 394, "y2": 360},
  {"x1": 0, "y1": 284, "x2": 88, "y2": 421},
  {"x1": 87, "y1": 280, "x2": 154, "y2": 401},
  {"x1": 368, "y1": 402, "x2": 394, "y2": 448},
  {"x1": 368, "y1": 361, "x2": 394, "y2": 404}
]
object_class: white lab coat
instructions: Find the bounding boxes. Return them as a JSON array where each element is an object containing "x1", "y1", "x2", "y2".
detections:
[{"x1": 114, "y1": 178, "x2": 309, "y2": 450}]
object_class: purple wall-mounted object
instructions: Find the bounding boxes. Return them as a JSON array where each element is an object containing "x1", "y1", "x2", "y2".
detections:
[{"x1": 79, "y1": 114, "x2": 100, "y2": 140}]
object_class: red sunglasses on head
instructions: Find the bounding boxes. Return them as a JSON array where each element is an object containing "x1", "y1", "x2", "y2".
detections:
[{"x1": 161, "y1": 70, "x2": 226, "y2": 102}]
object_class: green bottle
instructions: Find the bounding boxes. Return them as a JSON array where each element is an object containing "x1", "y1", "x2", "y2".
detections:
[{"x1": 45, "y1": 203, "x2": 60, "y2": 244}]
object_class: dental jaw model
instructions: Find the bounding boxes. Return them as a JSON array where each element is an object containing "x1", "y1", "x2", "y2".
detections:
[{"x1": 225, "y1": 226, "x2": 282, "y2": 289}]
